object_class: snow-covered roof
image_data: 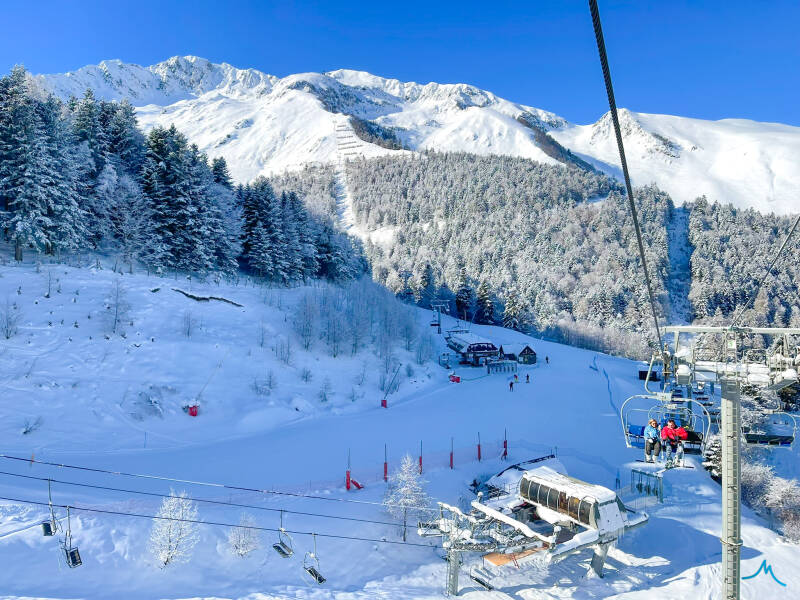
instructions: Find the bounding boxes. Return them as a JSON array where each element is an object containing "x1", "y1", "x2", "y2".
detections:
[
  {"x1": 520, "y1": 466, "x2": 617, "y2": 503},
  {"x1": 446, "y1": 332, "x2": 497, "y2": 353},
  {"x1": 499, "y1": 343, "x2": 535, "y2": 355}
]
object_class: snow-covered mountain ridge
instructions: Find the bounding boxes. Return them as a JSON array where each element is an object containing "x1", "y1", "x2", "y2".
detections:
[{"x1": 35, "y1": 56, "x2": 800, "y2": 215}]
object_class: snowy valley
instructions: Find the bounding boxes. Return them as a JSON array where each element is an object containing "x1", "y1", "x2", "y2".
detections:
[
  {"x1": 1, "y1": 260, "x2": 799, "y2": 599},
  {"x1": 0, "y1": 48, "x2": 799, "y2": 600}
]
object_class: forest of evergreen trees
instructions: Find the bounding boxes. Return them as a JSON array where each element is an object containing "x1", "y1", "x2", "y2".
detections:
[
  {"x1": 3, "y1": 63, "x2": 798, "y2": 357},
  {"x1": 688, "y1": 197, "x2": 800, "y2": 329},
  {"x1": 0, "y1": 67, "x2": 364, "y2": 282},
  {"x1": 345, "y1": 152, "x2": 672, "y2": 356}
]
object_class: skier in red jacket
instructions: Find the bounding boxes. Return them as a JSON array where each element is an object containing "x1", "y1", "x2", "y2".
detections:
[{"x1": 661, "y1": 419, "x2": 688, "y2": 464}]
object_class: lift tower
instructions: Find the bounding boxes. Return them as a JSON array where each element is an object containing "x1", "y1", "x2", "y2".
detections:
[{"x1": 663, "y1": 325, "x2": 800, "y2": 600}]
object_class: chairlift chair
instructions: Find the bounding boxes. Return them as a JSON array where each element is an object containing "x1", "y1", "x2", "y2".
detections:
[
  {"x1": 303, "y1": 533, "x2": 326, "y2": 585},
  {"x1": 61, "y1": 507, "x2": 82, "y2": 568},
  {"x1": 272, "y1": 511, "x2": 294, "y2": 558},
  {"x1": 469, "y1": 564, "x2": 494, "y2": 591},
  {"x1": 42, "y1": 479, "x2": 59, "y2": 537},
  {"x1": 620, "y1": 395, "x2": 711, "y2": 454},
  {"x1": 742, "y1": 412, "x2": 797, "y2": 448}
]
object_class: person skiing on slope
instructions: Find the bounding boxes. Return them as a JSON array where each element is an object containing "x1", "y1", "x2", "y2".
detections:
[
  {"x1": 545, "y1": 356, "x2": 549, "y2": 365},
  {"x1": 643, "y1": 418, "x2": 661, "y2": 463},
  {"x1": 509, "y1": 380, "x2": 514, "y2": 392},
  {"x1": 514, "y1": 373, "x2": 519, "y2": 383},
  {"x1": 661, "y1": 419, "x2": 688, "y2": 463},
  {"x1": 526, "y1": 373, "x2": 530, "y2": 383}
]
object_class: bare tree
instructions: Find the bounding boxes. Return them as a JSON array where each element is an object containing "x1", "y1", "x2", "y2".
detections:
[
  {"x1": 106, "y1": 279, "x2": 130, "y2": 334},
  {"x1": 227, "y1": 513, "x2": 261, "y2": 558},
  {"x1": 1, "y1": 298, "x2": 22, "y2": 339},
  {"x1": 148, "y1": 490, "x2": 199, "y2": 568}
]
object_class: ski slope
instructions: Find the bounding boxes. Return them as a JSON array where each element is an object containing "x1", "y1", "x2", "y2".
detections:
[
  {"x1": 34, "y1": 56, "x2": 800, "y2": 214},
  {"x1": 0, "y1": 261, "x2": 798, "y2": 598}
]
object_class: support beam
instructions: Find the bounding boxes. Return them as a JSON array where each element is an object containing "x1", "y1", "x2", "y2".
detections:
[
  {"x1": 446, "y1": 549, "x2": 460, "y2": 596},
  {"x1": 589, "y1": 542, "x2": 611, "y2": 577},
  {"x1": 721, "y1": 376, "x2": 742, "y2": 600}
]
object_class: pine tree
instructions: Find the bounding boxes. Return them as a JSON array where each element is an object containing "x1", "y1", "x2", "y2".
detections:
[
  {"x1": 455, "y1": 267, "x2": 474, "y2": 321},
  {"x1": 211, "y1": 156, "x2": 233, "y2": 188},
  {"x1": 476, "y1": 280, "x2": 494, "y2": 324}
]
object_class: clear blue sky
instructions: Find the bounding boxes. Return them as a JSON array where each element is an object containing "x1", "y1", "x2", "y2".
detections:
[{"x1": 2, "y1": 0, "x2": 798, "y2": 126}]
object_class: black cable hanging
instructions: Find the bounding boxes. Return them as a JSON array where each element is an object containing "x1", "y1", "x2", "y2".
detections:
[
  {"x1": 0, "y1": 454, "x2": 440, "y2": 513},
  {"x1": 0, "y1": 470, "x2": 402, "y2": 527},
  {"x1": 0, "y1": 495, "x2": 438, "y2": 549},
  {"x1": 588, "y1": 0, "x2": 664, "y2": 348}
]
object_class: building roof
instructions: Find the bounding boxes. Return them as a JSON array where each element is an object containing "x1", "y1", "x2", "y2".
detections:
[
  {"x1": 500, "y1": 343, "x2": 535, "y2": 355},
  {"x1": 446, "y1": 331, "x2": 497, "y2": 353},
  {"x1": 520, "y1": 465, "x2": 617, "y2": 503}
]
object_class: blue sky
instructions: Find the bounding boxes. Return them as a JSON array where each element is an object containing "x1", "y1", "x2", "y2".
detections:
[{"x1": 2, "y1": 0, "x2": 799, "y2": 125}]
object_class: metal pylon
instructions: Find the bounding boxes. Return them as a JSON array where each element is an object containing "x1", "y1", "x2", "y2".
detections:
[
  {"x1": 721, "y1": 376, "x2": 742, "y2": 600},
  {"x1": 445, "y1": 549, "x2": 461, "y2": 596}
]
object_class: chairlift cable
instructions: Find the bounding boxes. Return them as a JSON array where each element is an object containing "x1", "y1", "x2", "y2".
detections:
[
  {"x1": 0, "y1": 454, "x2": 439, "y2": 512},
  {"x1": 0, "y1": 470, "x2": 403, "y2": 527},
  {"x1": 729, "y1": 212, "x2": 800, "y2": 328},
  {"x1": 588, "y1": 0, "x2": 664, "y2": 347},
  {"x1": 0, "y1": 495, "x2": 440, "y2": 548}
]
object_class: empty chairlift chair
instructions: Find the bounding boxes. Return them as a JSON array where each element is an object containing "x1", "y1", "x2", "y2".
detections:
[
  {"x1": 272, "y1": 511, "x2": 294, "y2": 558},
  {"x1": 42, "y1": 479, "x2": 59, "y2": 537},
  {"x1": 469, "y1": 564, "x2": 494, "y2": 590},
  {"x1": 61, "y1": 507, "x2": 82, "y2": 568},
  {"x1": 303, "y1": 533, "x2": 326, "y2": 585},
  {"x1": 742, "y1": 413, "x2": 797, "y2": 448}
]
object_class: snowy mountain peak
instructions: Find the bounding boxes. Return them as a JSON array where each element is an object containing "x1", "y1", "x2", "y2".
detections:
[{"x1": 32, "y1": 56, "x2": 800, "y2": 215}]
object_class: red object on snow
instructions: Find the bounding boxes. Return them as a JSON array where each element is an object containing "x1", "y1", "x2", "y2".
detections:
[
  {"x1": 346, "y1": 469, "x2": 351, "y2": 490},
  {"x1": 449, "y1": 451, "x2": 453, "y2": 470},
  {"x1": 188, "y1": 405, "x2": 198, "y2": 417},
  {"x1": 503, "y1": 438, "x2": 508, "y2": 459},
  {"x1": 351, "y1": 479, "x2": 363, "y2": 490},
  {"x1": 381, "y1": 398, "x2": 387, "y2": 408},
  {"x1": 477, "y1": 443, "x2": 482, "y2": 462},
  {"x1": 449, "y1": 375, "x2": 461, "y2": 383},
  {"x1": 383, "y1": 461, "x2": 388, "y2": 482}
]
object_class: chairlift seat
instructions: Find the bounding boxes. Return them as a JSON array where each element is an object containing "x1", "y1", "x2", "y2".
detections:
[
  {"x1": 273, "y1": 541, "x2": 293, "y2": 558},
  {"x1": 41, "y1": 520, "x2": 55, "y2": 537},
  {"x1": 64, "y1": 546, "x2": 82, "y2": 568},
  {"x1": 744, "y1": 433, "x2": 793, "y2": 447},
  {"x1": 304, "y1": 565, "x2": 326, "y2": 584},
  {"x1": 683, "y1": 430, "x2": 704, "y2": 454},
  {"x1": 469, "y1": 567, "x2": 494, "y2": 590},
  {"x1": 627, "y1": 425, "x2": 645, "y2": 448}
]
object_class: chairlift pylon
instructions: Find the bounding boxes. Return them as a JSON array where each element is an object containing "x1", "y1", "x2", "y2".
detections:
[
  {"x1": 303, "y1": 533, "x2": 326, "y2": 585},
  {"x1": 272, "y1": 510, "x2": 294, "y2": 558}
]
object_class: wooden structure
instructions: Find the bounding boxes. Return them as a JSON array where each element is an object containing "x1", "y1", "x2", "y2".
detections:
[{"x1": 499, "y1": 343, "x2": 537, "y2": 365}]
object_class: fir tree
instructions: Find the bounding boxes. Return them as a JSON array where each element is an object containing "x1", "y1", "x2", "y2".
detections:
[{"x1": 476, "y1": 280, "x2": 494, "y2": 324}]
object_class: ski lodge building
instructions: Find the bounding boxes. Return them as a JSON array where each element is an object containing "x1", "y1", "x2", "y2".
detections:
[
  {"x1": 499, "y1": 343, "x2": 537, "y2": 365},
  {"x1": 445, "y1": 331, "x2": 498, "y2": 365}
]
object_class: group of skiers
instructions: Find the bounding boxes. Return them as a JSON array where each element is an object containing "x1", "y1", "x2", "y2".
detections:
[{"x1": 643, "y1": 418, "x2": 688, "y2": 463}]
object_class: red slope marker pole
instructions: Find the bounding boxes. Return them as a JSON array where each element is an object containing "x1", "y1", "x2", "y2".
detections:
[
  {"x1": 450, "y1": 437, "x2": 454, "y2": 470},
  {"x1": 503, "y1": 428, "x2": 508, "y2": 460},
  {"x1": 346, "y1": 448, "x2": 351, "y2": 491},
  {"x1": 477, "y1": 432, "x2": 482, "y2": 462},
  {"x1": 383, "y1": 443, "x2": 388, "y2": 482},
  {"x1": 419, "y1": 440, "x2": 423, "y2": 475}
]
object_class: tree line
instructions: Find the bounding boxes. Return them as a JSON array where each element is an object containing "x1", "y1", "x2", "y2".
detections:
[{"x1": 0, "y1": 66, "x2": 364, "y2": 282}]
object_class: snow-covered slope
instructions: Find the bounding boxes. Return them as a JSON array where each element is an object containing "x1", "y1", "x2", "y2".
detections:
[
  {"x1": 35, "y1": 56, "x2": 800, "y2": 214},
  {"x1": 1, "y1": 259, "x2": 798, "y2": 599}
]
